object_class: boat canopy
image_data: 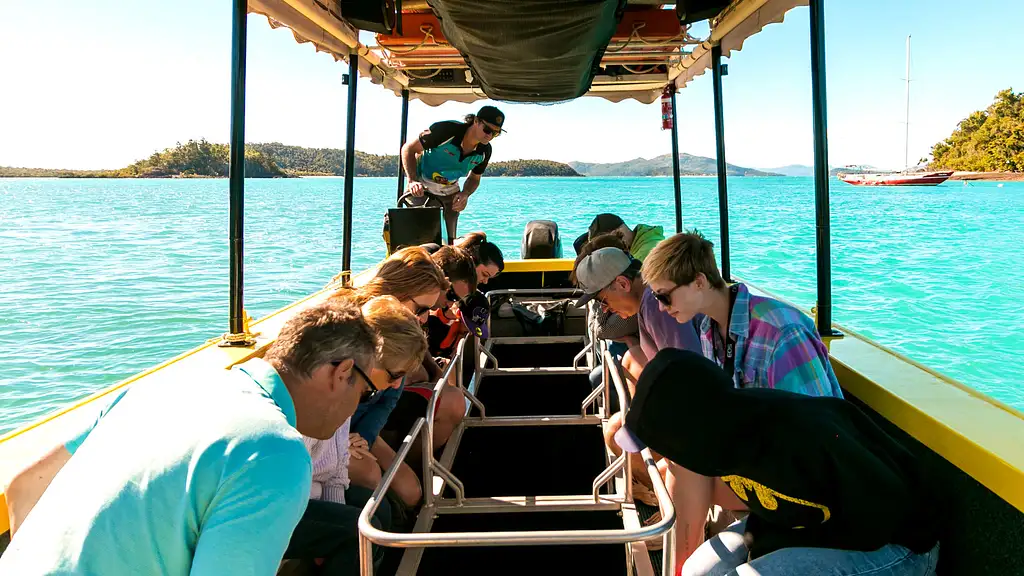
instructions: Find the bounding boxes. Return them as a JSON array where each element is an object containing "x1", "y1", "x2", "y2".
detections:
[{"x1": 247, "y1": 0, "x2": 807, "y2": 106}]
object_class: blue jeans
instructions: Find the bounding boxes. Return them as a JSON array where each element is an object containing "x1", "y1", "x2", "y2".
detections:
[{"x1": 683, "y1": 519, "x2": 939, "y2": 576}]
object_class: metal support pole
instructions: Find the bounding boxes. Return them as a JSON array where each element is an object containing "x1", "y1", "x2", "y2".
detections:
[
  {"x1": 397, "y1": 89, "x2": 410, "y2": 201},
  {"x1": 711, "y1": 44, "x2": 731, "y2": 282},
  {"x1": 809, "y1": 0, "x2": 837, "y2": 337},
  {"x1": 342, "y1": 55, "x2": 359, "y2": 274},
  {"x1": 669, "y1": 89, "x2": 683, "y2": 233},
  {"x1": 226, "y1": 0, "x2": 248, "y2": 340}
]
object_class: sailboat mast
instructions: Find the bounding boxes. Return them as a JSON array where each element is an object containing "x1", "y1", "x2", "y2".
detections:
[{"x1": 904, "y1": 35, "x2": 911, "y2": 170}]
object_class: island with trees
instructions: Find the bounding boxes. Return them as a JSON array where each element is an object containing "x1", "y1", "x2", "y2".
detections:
[
  {"x1": 0, "y1": 140, "x2": 581, "y2": 178},
  {"x1": 930, "y1": 88, "x2": 1024, "y2": 180}
]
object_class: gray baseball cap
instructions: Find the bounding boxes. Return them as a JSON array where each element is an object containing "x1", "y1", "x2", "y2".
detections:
[{"x1": 574, "y1": 247, "x2": 635, "y2": 307}]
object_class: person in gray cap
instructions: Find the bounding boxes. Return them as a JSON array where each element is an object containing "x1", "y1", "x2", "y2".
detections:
[
  {"x1": 400, "y1": 105, "x2": 505, "y2": 244},
  {"x1": 572, "y1": 242, "x2": 703, "y2": 512}
]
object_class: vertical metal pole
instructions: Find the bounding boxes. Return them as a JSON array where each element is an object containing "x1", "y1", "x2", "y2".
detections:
[
  {"x1": 397, "y1": 89, "x2": 410, "y2": 201},
  {"x1": 712, "y1": 45, "x2": 731, "y2": 283},
  {"x1": 342, "y1": 55, "x2": 359, "y2": 273},
  {"x1": 904, "y1": 35, "x2": 911, "y2": 171},
  {"x1": 809, "y1": 0, "x2": 834, "y2": 336},
  {"x1": 227, "y1": 0, "x2": 247, "y2": 336},
  {"x1": 669, "y1": 90, "x2": 683, "y2": 233}
]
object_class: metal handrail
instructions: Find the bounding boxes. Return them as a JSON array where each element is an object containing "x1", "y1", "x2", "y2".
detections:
[
  {"x1": 592, "y1": 451, "x2": 627, "y2": 502},
  {"x1": 572, "y1": 341, "x2": 593, "y2": 369},
  {"x1": 606, "y1": 350, "x2": 635, "y2": 507},
  {"x1": 423, "y1": 336, "x2": 482, "y2": 507},
  {"x1": 357, "y1": 331, "x2": 676, "y2": 576},
  {"x1": 358, "y1": 436, "x2": 676, "y2": 546}
]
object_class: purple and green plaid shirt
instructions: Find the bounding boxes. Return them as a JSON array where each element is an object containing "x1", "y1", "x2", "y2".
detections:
[{"x1": 699, "y1": 283, "x2": 843, "y2": 398}]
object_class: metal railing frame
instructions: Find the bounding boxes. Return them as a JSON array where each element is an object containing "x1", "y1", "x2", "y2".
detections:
[{"x1": 357, "y1": 319, "x2": 675, "y2": 575}]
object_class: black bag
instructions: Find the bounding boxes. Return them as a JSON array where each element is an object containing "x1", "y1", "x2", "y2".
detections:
[{"x1": 509, "y1": 298, "x2": 571, "y2": 337}]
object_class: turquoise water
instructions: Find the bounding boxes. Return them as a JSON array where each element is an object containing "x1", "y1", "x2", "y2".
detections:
[{"x1": 2, "y1": 176, "x2": 1022, "y2": 434}]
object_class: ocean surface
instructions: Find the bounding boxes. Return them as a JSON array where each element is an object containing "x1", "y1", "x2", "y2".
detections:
[{"x1": 2, "y1": 176, "x2": 1022, "y2": 434}]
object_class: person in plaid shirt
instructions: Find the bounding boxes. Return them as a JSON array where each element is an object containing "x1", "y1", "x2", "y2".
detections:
[{"x1": 638, "y1": 230, "x2": 844, "y2": 574}]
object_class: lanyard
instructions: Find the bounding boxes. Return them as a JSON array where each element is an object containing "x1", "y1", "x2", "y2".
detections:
[{"x1": 719, "y1": 285, "x2": 740, "y2": 378}]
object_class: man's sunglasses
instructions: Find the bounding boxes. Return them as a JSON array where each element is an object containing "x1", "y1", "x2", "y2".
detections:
[
  {"x1": 332, "y1": 360, "x2": 380, "y2": 403},
  {"x1": 480, "y1": 123, "x2": 501, "y2": 137},
  {"x1": 652, "y1": 285, "x2": 680, "y2": 306}
]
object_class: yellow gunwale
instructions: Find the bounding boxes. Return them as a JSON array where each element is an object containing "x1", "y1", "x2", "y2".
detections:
[{"x1": 1, "y1": 260, "x2": 1021, "y2": 538}]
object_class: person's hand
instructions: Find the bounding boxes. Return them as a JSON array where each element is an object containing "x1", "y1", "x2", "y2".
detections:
[
  {"x1": 349, "y1": 433, "x2": 376, "y2": 460},
  {"x1": 349, "y1": 433, "x2": 369, "y2": 452},
  {"x1": 451, "y1": 191, "x2": 469, "y2": 212},
  {"x1": 407, "y1": 181, "x2": 425, "y2": 197}
]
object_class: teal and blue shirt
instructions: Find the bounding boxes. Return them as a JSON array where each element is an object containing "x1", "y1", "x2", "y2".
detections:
[
  {"x1": 0, "y1": 358, "x2": 313, "y2": 575},
  {"x1": 417, "y1": 120, "x2": 491, "y2": 187}
]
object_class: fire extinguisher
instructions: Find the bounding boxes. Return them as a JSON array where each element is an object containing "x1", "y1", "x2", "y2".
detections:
[{"x1": 661, "y1": 85, "x2": 674, "y2": 130}]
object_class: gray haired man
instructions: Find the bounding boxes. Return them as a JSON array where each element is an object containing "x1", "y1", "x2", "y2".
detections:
[{"x1": 2, "y1": 299, "x2": 377, "y2": 575}]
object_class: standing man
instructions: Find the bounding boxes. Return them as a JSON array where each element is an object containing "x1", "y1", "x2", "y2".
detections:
[
  {"x1": 1, "y1": 300, "x2": 377, "y2": 575},
  {"x1": 401, "y1": 105, "x2": 505, "y2": 244}
]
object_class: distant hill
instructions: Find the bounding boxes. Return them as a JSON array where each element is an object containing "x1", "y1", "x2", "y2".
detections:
[
  {"x1": 930, "y1": 88, "x2": 1024, "y2": 172},
  {"x1": 251, "y1": 143, "x2": 579, "y2": 177},
  {"x1": 762, "y1": 164, "x2": 814, "y2": 177},
  {"x1": 569, "y1": 153, "x2": 779, "y2": 177},
  {"x1": 1, "y1": 141, "x2": 581, "y2": 178}
]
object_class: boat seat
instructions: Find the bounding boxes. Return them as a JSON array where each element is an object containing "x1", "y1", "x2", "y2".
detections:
[{"x1": 383, "y1": 201, "x2": 442, "y2": 255}]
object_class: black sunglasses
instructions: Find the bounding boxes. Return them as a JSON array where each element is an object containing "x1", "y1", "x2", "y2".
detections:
[
  {"x1": 652, "y1": 285, "x2": 680, "y2": 306},
  {"x1": 332, "y1": 360, "x2": 380, "y2": 403},
  {"x1": 446, "y1": 286, "x2": 466, "y2": 305},
  {"x1": 480, "y1": 123, "x2": 501, "y2": 137}
]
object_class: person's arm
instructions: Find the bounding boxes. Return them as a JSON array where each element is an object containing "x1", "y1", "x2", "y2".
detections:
[
  {"x1": 7, "y1": 389, "x2": 128, "y2": 535},
  {"x1": 767, "y1": 325, "x2": 843, "y2": 398},
  {"x1": 351, "y1": 385, "x2": 404, "y2": 447},
  {"x1": 189, "y1": 450, "x2": 312, "y2": 575},
  {"x1": 401, "y1": 139, "x2": 424, "y2": 183},
  {"x1": 5, "y1": 445, "x2": 72, "y2": 536},
  {"x1": 422, "y1": 354, "x2": 444, "y2": 382},
  {"x1": 452, "y1": 173, "x2": 480, "y2": 212}
]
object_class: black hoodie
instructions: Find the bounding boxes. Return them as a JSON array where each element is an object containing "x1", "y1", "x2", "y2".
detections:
[{"x1": 624, "y1": 349, "x2": 938, "y2": 560}]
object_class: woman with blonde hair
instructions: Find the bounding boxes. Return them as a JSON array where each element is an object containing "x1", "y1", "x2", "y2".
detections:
[
  {"x1": 358, "y1": 246, "x2": 450, "y2": 324},
  {"x1": 285, "y1": 294, "x2": 428, "y2": 574}
]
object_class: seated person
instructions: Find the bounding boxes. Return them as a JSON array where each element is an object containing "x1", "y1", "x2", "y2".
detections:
[
  {"x1": 332, "y1": 247, "x2": 449, "y2": 509},
  {"x1": 573, "y1": 234, "x2": 643, "y2": 413},
  {"x1": 616, "y1": 349, "x2": 939, "y2": 576},
  {"x1": 285, "y1": 295, "x2": 428, "y2": 574},
  {"x1": 1, "y1": 301, "x2": 376, "y2": 575},
  {"x1": 454, "y1": 231, "x2": 505, "y2": 286},
  {"x1": 639, "y1": 230, "x2": 847, "y2": 570},
  {"x1": 573, "y1": 213, "x2": 665, "y2": 260},
  {"x1": 383, "y1": 245, "x2": 478, "y2": 459},
  {"x1": 572, "y1": 242, "x2": 702, "y2": 508}
]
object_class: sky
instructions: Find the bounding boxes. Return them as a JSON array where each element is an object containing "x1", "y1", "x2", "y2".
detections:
[{"x1": 1, "y1": 1, "x2": 1021, "y2": 171}]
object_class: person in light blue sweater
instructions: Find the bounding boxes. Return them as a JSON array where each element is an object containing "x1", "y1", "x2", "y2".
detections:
[{"x1": 1, "y1": 300, "x2": 377, "y2": 575}]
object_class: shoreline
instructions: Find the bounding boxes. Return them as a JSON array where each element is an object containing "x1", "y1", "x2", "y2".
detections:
[
  {"x1": 4, "y1": 172, "x2": 1024, "y2": 181},
  {"x1": 949, "y1": 171, "x2": 1024, "y2": 181}
]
